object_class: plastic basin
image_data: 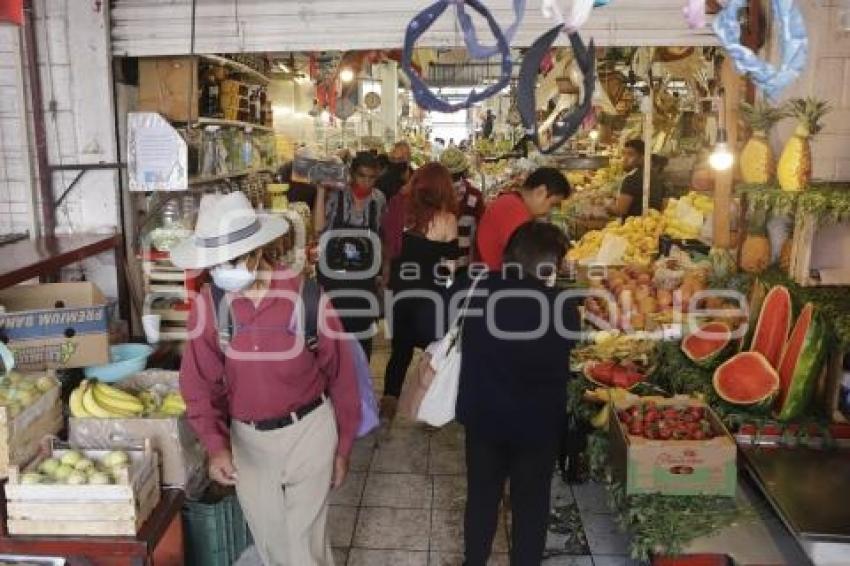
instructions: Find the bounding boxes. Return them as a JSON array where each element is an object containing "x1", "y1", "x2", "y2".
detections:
[{"x1": 84, "y1": 343, "x2": 153, "y2": 382}]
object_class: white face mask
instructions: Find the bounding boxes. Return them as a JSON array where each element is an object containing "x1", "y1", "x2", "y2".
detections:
[{"x1": 211, "y1": 261, "x2": 256, "y2": 292}]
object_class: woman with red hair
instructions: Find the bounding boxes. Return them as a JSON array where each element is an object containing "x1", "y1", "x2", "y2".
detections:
[{"x1": 380, "y1": 163, "x2": 460, "y2": 422}]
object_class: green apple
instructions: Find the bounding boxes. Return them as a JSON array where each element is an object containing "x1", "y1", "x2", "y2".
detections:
[
  {"x1": 65, "y1": 471, "x2": 88, "y2": 485},
  {"x1": 38, "y1": 458, "x2": 60, "y2": 476},
  {"x1": 60, "y1": 450, "x2": 83, "y2": 467},
  {"x1": 53, "y1": 464, "x2": 74, "y2": 482},
  {"x1": 21, "y1": 472, "x2": 44, "y2": 485}
]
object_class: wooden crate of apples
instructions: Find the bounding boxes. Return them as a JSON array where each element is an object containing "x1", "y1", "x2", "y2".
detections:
[
  {"x1": 0, "y1": 371, "x2": 63, "y2": 479},
  {"x1": 5, "y1": 441, "x2": 160, "y2": 536}
]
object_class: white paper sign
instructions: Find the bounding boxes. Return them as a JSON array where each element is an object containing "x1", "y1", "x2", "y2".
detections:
[{"x1": 128, "y1": 112, "x2": 188, "y2": 192}]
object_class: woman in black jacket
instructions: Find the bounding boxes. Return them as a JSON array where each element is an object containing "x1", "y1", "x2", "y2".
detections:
[{"x1": 455, "y1": 222, "x2": 580, "y2": 566}]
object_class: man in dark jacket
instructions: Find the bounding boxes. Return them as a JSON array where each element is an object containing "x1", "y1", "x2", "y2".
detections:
[{"x1": 455, "y1": 222, "x2": 580, "y2": 566}]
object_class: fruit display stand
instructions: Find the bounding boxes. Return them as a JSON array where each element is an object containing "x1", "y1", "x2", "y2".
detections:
[
  {"x1": 0, "y1": 372, "x2": 63, "y2": 480},
  {"x1": 68, "y1": 370, "x2": 205, "y2": 491},
  {"x1": 5, "y1": 441, "x2": 160, "y2": 537}
]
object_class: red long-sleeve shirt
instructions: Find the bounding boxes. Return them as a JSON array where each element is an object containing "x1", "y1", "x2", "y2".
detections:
[{"x1": 179, "y1": 267, "x2": 362, "y2": 459}]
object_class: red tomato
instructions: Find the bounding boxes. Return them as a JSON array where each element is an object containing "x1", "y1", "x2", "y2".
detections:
[
  {"x1": 692, "y1": 430, "x2": 706, "y2": 440},
  {"x1": 658, "y1": 428, "x2": 673, "y2": 440},
  {"x1": 617, "y1": 411, "x2": 632, "y2": 424}
]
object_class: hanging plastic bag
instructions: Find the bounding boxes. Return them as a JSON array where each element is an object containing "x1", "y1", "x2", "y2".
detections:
[{"x1": 349, "y1": 339, "x2": 379, "y2": 438}]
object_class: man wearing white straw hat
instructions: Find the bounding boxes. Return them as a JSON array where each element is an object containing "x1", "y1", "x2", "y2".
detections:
[{"x1": 172, "y1": 192, "x2": 361, "y2": 566}]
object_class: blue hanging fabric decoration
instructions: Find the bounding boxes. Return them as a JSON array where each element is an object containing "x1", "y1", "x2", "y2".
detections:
[
  {"x1": 517, "y1": 25, "x2": 596, "y2": 154},
  {"x1": 457, "y1": 0, "x2": 527, "y2": 59},
  {"x1": 713, "y1": 0, "x2": 808, "y2": 101},
  {"x1": 402, "y1": 0, "x2": 512, "y2": 113}
]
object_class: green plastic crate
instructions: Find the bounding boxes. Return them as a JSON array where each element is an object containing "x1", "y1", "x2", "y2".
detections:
[{"x1": 183, "y1": 490, "x2": 253, "y2": 566}]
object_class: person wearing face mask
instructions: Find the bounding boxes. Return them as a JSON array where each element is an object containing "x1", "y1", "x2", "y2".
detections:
[
  {"x1": 376, "y1": 141, "x2": 413, "y2": 201},
  {"x1": 475, "y1": 167, "x2": 571, "y2": 271},
  {"x1": 172, "y1": 192, "x2": 361, "y2": 566},
  {"x1": 314, "y1": 151, "x2": 387, "y2": 360},
  {"x1": 454, "y1": 222, "x2": 580, "y2": 566}
]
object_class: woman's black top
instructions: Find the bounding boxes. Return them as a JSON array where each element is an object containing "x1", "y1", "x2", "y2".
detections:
[{"x1": 390, "y1": 231, "x2": 460, "y2": 293}]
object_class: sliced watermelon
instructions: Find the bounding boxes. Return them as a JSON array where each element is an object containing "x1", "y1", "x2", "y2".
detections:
[
  {"x1": 749, "y1": 285, "x2": 792, "y2": 369},
  {"x1": 713, "y1": 351, "x2": 780, "y2": 405},
  {"x1": 682, "y1": 321, "x2": 732, "y2": 367},
  {"x1": 776, "y1": 303, "x2": 827, "y2": 421}
]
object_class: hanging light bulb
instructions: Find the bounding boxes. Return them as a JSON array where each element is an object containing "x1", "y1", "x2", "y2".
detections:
[
  {"x1": 709, "y1": 130, "x2": 734, "y2": 171},
  {"x1": 588, "y1": 129, "x2": 600, "y2": 141},
  {"x1": 709, "y1": 87, "x2": 733, "y2": 171},
  {"x1": 339, "y1": 67, "x2": 355, "y2": 83}
]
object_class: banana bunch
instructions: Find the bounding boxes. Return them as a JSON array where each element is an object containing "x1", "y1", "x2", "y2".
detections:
[
  {"x1": 663, "y1": 192, "x2": 713, "y2": 240},
  {"x1": 70, "y1": 380, "x2": 187, "y2": 419},
  {"x1": 567, "y1": 210, "x2": 666, "y2": 266}
]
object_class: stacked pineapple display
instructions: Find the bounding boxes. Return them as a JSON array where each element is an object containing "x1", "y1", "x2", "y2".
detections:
[{"x1": 739, "y1": 97, "x2": 831, "y2": 191}]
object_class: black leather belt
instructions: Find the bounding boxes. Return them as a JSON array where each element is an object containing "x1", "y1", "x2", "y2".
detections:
[{"x1": 242, "y1": 395, "x2": 325, "y2": 431}]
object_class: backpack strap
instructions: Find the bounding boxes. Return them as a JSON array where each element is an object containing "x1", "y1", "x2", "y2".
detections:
[
  {"x1": 301, "y1": 276, "x2": 321, "y2": 353},
  {"x1": 332, "y1": 190, "x2": 346, "y2": 229},
  {"x1": 368, "y1": 198, "x2": 378, "y2": 233},
  {"x1": 209, "y1": 283, "x2": 233, "y2": 353}
]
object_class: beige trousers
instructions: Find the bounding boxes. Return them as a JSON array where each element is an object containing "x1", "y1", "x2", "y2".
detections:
[{"x1": 231, "y1": 401, "x2": 338, "y2": 566}]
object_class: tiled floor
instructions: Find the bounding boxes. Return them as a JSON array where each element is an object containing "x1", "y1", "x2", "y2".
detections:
[
  {"x1": 321, "y1": 337, "x2": 637, "y2": 566},
  {"x1": 235, "y1": 335, "x2": 636, "y2": 565}
]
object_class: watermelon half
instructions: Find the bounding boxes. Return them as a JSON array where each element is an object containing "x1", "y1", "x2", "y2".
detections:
[
  {"x1": 713, "y1": 351, "x2": 780, "y2": 405},
  {"x1": 682, "y1": 321, "x2": 732, "y2": 367},
  {"x1": 775, "y1": 303, "x2": 827, "y2": 422},
  {"x1": 749, "y1": 285, "x2": 792, "y2": 369}
]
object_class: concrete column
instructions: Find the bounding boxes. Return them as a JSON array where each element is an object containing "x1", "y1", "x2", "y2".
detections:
[{"x1": 380, "y1": 61, "x2": 398, "y2": 144}]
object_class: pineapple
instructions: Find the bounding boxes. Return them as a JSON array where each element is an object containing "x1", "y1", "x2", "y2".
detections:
[
  {"x1": 740, "y1": 207, "x2": 771, "y2": 274},
  {"x1": 740, "y1": 102, "x2": 787, "y2": 184},
  {"x1": 777, "y1": 98, "x2": 831, "y2": 192}
]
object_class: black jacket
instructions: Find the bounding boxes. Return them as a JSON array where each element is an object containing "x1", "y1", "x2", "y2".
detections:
[{"x1": 453, "y1": 272, "x2": 580, "y2": 444}]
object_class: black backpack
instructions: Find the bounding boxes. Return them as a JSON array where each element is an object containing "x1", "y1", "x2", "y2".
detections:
[
  {"x1": 210, "y1": 276, "x2": 321, "y2": 354},
  {"x1": 323, "y1": 193, "x2": 379, "y2": 272}
]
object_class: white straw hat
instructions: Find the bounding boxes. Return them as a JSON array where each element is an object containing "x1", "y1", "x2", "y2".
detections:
[{"x1": 170, "y1": 192, "x2": 288, "y2": 270}]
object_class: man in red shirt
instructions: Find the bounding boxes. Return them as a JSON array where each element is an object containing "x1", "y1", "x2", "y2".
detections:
[{"x1": 476, "y1": 167, "x2": 572, "y2": 270}]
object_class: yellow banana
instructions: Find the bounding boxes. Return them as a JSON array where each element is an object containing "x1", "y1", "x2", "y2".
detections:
[
  {"x1": 92, "y1": 382, "x2": 144, "y2": 415},
  {"x1": 82, "y1": 383, "x2": 133, "y2": 418},
  {"x1": 69, "y1": 381, "x2": 91, "y2": 418},
  {"x1": 92, "y1": 382, "x2": 145, "y2": 410}
]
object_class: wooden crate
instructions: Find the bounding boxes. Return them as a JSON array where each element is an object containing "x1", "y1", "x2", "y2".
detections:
[
  {"x1": 137, "y1": 57, "x2": 199, "y2": 123},
  {"x1": 6, "y1": 441, "x2": 161, "y2": 537},
  {"x1": 789, "y1": 214, "x2": 850, "y2": 286},
  {"x1": 0, "y1": 372, "x2": 63, "y2": 479}
]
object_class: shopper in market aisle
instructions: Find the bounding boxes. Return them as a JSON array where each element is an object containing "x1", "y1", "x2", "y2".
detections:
[
  {"x1": 381, "y1": 162, "x2": 460, "y2": 422},
  {"x1": 608, "y1": 139, "x2": 667, "y2": 218},
  {"x1": 440, "y1": 146, "x2": 486, "y2": 272},
  {"x1": 456, "y1": 222, "x2": 580, "y2": 566},
  {"x1": 314, "y1": 151, "x2": 387, "y2": 360},
  {"x1": 376, "y1": 141, "x2": 413, "y2": 200},
  {"x1": 172, "y1": 192, "x2": 361, "y2": 566},
  {"x1": 475, "y1": 167, "x2": 572, "y2": 270}
]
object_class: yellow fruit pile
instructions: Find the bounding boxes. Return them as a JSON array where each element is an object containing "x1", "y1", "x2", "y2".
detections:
[
  {"x1": 567, "y1": 211, "x2": 665, "y2": 266},
  {"x1": 70, "y1": 379, "x2": 187, "y2": 419},
  {"x1": 663, "y1": 192, "x2": 714, "y2": 240}
]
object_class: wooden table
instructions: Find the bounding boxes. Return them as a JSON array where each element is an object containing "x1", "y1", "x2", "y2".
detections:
[{"x1": 0, "y1": 488, "x2": 185, "y2": 566}]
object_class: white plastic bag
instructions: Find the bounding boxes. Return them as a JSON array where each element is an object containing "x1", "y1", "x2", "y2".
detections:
[
  {"x1": 416, "y1": 327, "x2": 463, "y2": 427},
  {"x1": 414, "y1": 277, "x2": 481, "y2": 428}
]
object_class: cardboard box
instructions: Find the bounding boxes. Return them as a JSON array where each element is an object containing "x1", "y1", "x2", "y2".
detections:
[
  {"x1": 138, "y1": 56, "x2": 199, "y2": 123},
  {"x1": 69, "y1": 370, "x2": 206, "y2": 492},
  {"x1": 609, "y1": 398, "x2": 737, "y2": 496},
  {"x1": 0, "y1": 283, "x2": 109, "y2": 371}
]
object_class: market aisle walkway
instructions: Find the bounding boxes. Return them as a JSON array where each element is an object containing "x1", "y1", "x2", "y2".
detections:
[{"x1": 323, "y1": 334, "x2": 639, "y2": 566}]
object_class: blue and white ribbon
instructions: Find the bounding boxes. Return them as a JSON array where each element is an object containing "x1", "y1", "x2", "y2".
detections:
[
  {"x1": 713, "y1": 0, "x2": 808, "y2": 101},
  {"x1": 456, "y1": 0, "x2": 527, "y2": 59},
  {"x1": 402, "y1": 0, "x2": 512, "y2": 113}
]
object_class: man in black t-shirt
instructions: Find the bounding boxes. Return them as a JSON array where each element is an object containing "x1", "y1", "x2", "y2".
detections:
[{"x1": 608, "y1": 139, "x2": 666, "y2": 218}]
